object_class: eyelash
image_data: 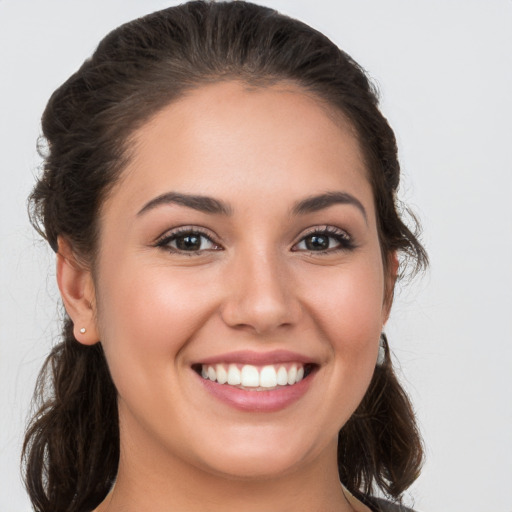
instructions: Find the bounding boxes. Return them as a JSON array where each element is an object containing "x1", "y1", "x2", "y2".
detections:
[
  {"x1": 154, "y1": 225, "x2": 355, "y2": 255},
  {"x1": 155, "y1": 226, "x2": 221, "y2": 255},
  {"x1": 291, "y1": 225, "x2": 355, "y2": 254}
]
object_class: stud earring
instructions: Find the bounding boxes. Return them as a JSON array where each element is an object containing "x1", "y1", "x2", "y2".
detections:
[
  {"x1": 80, "y1": 327, "x2": 86, "y2": 334},
  {"x1": 377, "y1": 333, "x2": 387, "y2": 366}
]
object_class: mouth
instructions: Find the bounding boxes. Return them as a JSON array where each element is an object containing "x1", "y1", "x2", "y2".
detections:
[
  {"x1": 191, "y1": 350, "x2": 319, "y2": 412},
  {"x1": 192, "y1": 362, "x2": 316, "y2": 391}
]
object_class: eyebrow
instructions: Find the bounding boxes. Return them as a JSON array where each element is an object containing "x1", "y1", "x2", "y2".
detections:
[
  {"x1": 292, "y1": 192, "x2": 367, "y2": 222},
  {"x1": 137, "y1": 190, "x2": 367, "y2": 221},
  {"x1": 137, "y1": 192, "x2": 233, "y2": 216}
]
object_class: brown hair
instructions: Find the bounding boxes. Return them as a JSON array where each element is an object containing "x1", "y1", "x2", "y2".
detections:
[{"x1": 24, "y1": 2, "x2": 428, "y2": 511}]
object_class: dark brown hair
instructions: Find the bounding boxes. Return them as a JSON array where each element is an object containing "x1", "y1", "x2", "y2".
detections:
[{"x1": 24, "y1": 2, "x2": 428, "y2": 511}]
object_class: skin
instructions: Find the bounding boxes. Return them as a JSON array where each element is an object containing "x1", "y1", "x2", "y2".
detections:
[{"x1": 58, "y1": 81, "x2": 395, "y2": 512}]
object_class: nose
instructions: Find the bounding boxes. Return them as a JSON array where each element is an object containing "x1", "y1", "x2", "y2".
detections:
[{"x1": 220, "y1": 247, "x2": 302, "y2": 335}]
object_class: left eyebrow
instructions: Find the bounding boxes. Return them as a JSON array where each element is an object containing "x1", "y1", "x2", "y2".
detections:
[
  {"x1": 137, "y1": 192, "x2": 233, "y2": 216},
  {"x1": 291, "y1": 192, "x2": 367, "y2": 223}
]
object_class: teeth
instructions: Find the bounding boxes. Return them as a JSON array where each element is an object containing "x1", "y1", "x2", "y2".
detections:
[
  {"x1": 276, "y1": 366, "x2": 288, "y2": 386},
  {"x1": 200, "y1": 362, "x2": 308, "y2": 388},
  {"x1": 227, "y1": 364, "x2": 241, "y2": 385},
  {"x1": 260, "y1": 365, "x2": 277, "y2": 388},
  {"x1": 287, "y1": 365, "x2": 297, "y2": 385},
  {"x1": 216, "y1": 364, "x2": 228, "y2": 384},
  {"x1": 241, "y1": 365, "x2": 259, "y2": 387}
]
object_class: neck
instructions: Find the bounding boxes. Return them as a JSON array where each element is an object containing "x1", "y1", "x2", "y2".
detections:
[{"x1": 97, "y1": 431, "x2": 355, "y2": 512}]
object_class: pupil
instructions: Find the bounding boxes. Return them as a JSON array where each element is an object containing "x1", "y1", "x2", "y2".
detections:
[
  {"x1": 306, "y1": 235, "x2": 329, "y2": 250},
  {"x1": 177, "y1": 234, "x2": 201, "y2": 251}
]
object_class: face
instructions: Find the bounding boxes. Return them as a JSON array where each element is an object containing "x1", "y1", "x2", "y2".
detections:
[{"x1": 88, "y1": 81, "x2": 392, "y2": 479}]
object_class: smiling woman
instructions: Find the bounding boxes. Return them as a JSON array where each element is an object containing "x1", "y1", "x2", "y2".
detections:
[{"x1": 23, "y1": 2, "x2": 427, "y2": 512}]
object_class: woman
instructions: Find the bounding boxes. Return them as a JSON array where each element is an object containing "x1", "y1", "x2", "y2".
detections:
[{"x1": 23, "y1": 2, "x2": 427, "y2": 511}]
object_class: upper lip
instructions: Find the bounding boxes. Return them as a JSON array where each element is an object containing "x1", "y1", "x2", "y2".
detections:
[{"x1": 196, "y1": 350, "x2": 317, "y2": 366}]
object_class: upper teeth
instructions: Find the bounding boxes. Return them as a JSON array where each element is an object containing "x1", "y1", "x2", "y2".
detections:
[{"x1": 201, "y1": 363, "x2": 305, "y2": 388}]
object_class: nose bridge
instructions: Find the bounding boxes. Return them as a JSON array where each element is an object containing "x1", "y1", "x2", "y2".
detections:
[{"x1": 221, "y1": 242, "x2": 300, "y2": 334}]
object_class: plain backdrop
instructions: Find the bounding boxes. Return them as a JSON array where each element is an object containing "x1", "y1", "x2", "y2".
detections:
[{"x1": 1, "y1": 1, "x2": 511, "y2": 511}]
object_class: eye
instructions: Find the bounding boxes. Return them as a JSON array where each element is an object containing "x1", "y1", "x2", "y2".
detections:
[
  {"x1": 155, "y1": 227, "x2": 221, "y2": 254},
  {"x1": 292, "y1": 226, "x2": 355, "y2": 253}
]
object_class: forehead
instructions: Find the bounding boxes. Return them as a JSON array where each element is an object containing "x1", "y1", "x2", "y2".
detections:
[{"x1": 106, "y1": 81, "x2": 373, "y2": 218}]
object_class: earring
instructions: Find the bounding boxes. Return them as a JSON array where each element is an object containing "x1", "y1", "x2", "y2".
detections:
[
  {"x1": 377, "y1": 333, "x2": 387, "y2": 366},
  {"x1": 79, "y1": 327, "x2": 86, "y2": 334}
]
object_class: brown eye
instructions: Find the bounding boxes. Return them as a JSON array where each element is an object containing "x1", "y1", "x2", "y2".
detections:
[
  {"x1": 303, "y1": 234, "x2": 330, "y2": 251},
  {"x1": 175, "y1": 233, "x2": 203, "y2": 251},
  {"x1": 293, "y1": 227, "x2": 354, "y2": 253},
  {"x1": 156, "y1": 229, "x2": 220, "y2": 253}
]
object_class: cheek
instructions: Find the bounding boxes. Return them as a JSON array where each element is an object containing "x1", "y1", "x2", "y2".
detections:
[
  {"x1": 94, "y1": 260, "x2": 219, "y2": 386},
  {"x1": 288, "y1": 257, "x2": 386, "y2": 435},
  {"x1": 300, "y1": 256, "x2": 385, "y2": 360}
]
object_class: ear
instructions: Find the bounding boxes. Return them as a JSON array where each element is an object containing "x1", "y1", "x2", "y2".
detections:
[
  {"x1": 382, "y1": 251, "x2": 399, "y2": 324},
  {"x1": 56, "y1": 236, "x2": 100, "y2": 345}
]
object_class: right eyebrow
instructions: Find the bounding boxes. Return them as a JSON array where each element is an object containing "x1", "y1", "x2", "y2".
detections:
[
  {"x1": 137, "y1": 192, "x2": 233, "y2": 217},
  {"x1": 291, "y1": 191, "x2": 368, "y2": 223}
]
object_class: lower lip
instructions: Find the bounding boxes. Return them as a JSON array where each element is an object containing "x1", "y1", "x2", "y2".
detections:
[{"x1": 196, "y1": 371, "x2": 315, "y2": 412}]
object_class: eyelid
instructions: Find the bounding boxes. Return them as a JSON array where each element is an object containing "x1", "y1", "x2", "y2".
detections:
[
  {"x1": 154, "y1": 225, "x2": 223, "y2": 250},
  {"x1": 298, "y1": 225, "x2": 349, "y2": 237},
  {"x1": 291, "y1": 225, "x2": 355, "y2": 252},
  {"x1": 295, "y1": 225, "x2": 351, "y2": 241}
]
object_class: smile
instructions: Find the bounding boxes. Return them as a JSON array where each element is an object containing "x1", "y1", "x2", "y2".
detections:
[
  {"x1": 199, "y1": 363, "x2": 311, "y2": 390},
  {"x1": 192, "y1": 350, "x2": 318, "y2": 412}
]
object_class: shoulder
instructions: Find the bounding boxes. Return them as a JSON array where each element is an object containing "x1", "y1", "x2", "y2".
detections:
[{"x1": 365, "y1": 496, "x2": 417, "y2": 512}]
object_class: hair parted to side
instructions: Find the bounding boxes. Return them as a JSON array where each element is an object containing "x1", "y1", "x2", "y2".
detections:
[{"x1": 24, "y1": 2, "x2": 428, "y2": 511}]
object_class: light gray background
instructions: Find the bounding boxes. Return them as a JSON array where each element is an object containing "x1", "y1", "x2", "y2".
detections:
[{"x1": 1, "y1": 1, "x2": 511, "y2": 511}]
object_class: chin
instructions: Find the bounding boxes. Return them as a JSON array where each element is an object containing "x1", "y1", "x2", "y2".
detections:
[
  {"x1": 191, "y1": 426, "x2": 326, "y2": 481},
  {"x1": 204, "y1": 451, "x2": 304, "y2": 481}
]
